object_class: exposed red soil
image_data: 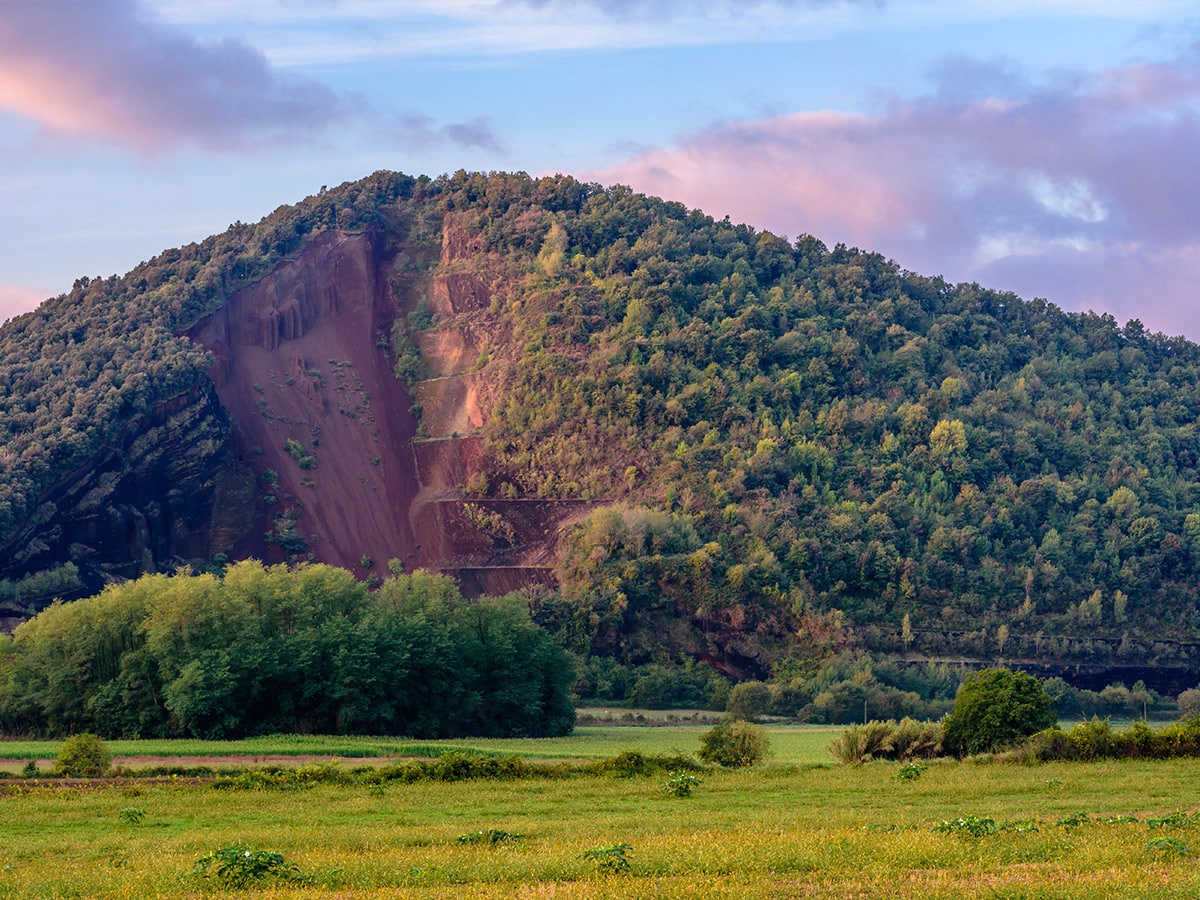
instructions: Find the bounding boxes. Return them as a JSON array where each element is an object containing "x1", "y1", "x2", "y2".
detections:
[
  {"x1": 188, "y1": 223, "x2": 600, "y2": 594},
  {"x1": 190, "y1": 231, "x2": 422, "y2": 575}
]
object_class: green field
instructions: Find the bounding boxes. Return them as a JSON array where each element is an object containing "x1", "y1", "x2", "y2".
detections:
[
  {"x1": 0, "y1": 725, "x2": 840, "y2": 770},
  {"x1": 4, "y1": 731, "x2": 1200, "y2": 897}
]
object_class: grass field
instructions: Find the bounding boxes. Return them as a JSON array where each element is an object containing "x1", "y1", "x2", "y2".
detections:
[
  {"x1": 4, "y1": 730, "x2": 1200, "y2": 897},
  {"x1": 0, "y1": 725, "x2": 839, "y2": 771},
  {"x1": 3, "y1": 759, "x2": 1200, "y2": 898}
]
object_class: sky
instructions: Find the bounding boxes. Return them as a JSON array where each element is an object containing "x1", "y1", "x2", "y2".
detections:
[{"x1": 2, "y1": 0, "x2": 1199, "y2": 338}]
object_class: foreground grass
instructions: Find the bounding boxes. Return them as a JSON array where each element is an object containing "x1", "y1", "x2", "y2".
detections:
[{"x1": 4, "y1": 758, "x2": 1200, "y2": 898}]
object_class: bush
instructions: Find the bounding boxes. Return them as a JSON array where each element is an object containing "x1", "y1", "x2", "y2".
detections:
[
  {"x1": 829, "y1": 718, "x2": 943, "y2": 764},
  {"x1": 193, "y1": 846, "x2": 301, "y2": 887},
  {"x1": 828, "y1": 720, "x2": 896, "y2": 764},
  {"x1": 698, "y1": 719, "x2": 769, "y2": 767},
  {"x1": 942, "y1": 668, "x2": 1055, "y2": 757},
  {"x1": 55, "y1": 733, "x2": 112, "y2": 777},
  {"x1": 890, "y1": 716, "x2": 943, "y2": 760},
  {"x1": 664, "y1": 771, "x2": 702, "y2": 797},
  {"x1": 1013, "y1": 715, "x2": 1200, "y2": 762}
]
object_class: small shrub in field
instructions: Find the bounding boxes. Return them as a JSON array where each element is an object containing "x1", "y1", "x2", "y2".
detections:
[
  {"x1": 1147, "y1": 810, "x2": 1199, "y2": 829},
  {"x1": 457, "y1": 829, "x2": 522, "y2": 845},
  {"x1": 1148, "y1": 836, "x2": 1191, "y2": 857},
  {"x1": 1055, "y1": 812, "x2": 1091, "y2": 828},
  {"x1": 193, "y1": 845, "x2": 301, "y2": 887},
  {"x1": 933, "y1": 815, "x2": 998, "y2": 837},
  {"x1": 1001, "y1": 819, "x2": 1040, "y2": 834},
  {"x1": 698, "y1": 720, "x2": 769, "y2": 768},
  {"x1": 583, "y1": 843, "x2": 632, "y2": 873},
  {"x1": 118, "y1": 807, "x2": 146, "y2": 825},
  {"x1": 20, "y1": 759, "x2": 37, "y2": 778},
  {"x1": 664, "y1": 771, "x2": 702, "y2": 797},
  {"x1": 895, "y1": 761, "x2": 928, "y2": 780},
  {"x1": 55, "y1": 733, "x2": 112, "y2": 777}
]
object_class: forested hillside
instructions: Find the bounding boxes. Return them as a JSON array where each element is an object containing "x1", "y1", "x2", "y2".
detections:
[{"x1": 4, "y1": 170, "x2": 1200, "y2": 682}]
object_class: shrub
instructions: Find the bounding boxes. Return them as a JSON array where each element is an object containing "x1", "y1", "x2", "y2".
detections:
[
  {"x1": 587, "y1": 750, "x2": 700, "y2": 777},
  {"x1": 896, "y1": 761, "x2": 928, "y2": 780},
  {"x1": 933, "y1": 815, "x2": 998, "y2": 837},
  {"x1": 1069, "y1": 717, "x2": 1118, "y2": 760},
  {"x1": 664, "y1": 771, "x2": 702, "y2": 797},
  {"x1": 1013, "y1": 726, "x2": 1077, "y2": 763},
  {"x1": 457, "y1": 829, "x2": 522, "y2": 844},
  {"x1": 582, "y1": 843, "x2": 632, "y2": 873},
  {"x1": 828, "y1": 718, "x2": 942, "y2": 764},
  {"x1": 193, "y1": 846, "x2": 301, "y2": 887},
  {"x1": 890, "y1": 717, "x2": 943, "y2": 760},
  {"x1": 828, "y1": 720, "x2": 896, "y2": 764},
  {"x1": 118, "y1": 807, "x2": 146, "y2": 825},
  {"x1": 55, "y1": 733, "x2": 113, "y2": 777},
  {"x1": 698, "y1": 719, "x2": 769, "y2": 768},
  {"x1": 942, "y1": 668, "x2": 1055, "y2": 756}
]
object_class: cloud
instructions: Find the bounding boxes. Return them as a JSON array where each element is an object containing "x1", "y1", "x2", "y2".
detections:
[
  {"x1": 0, "y1": 284, "x2": 51, "y2": 325},
  {"x1": 596, "y1": 45, "x2": 1200, "y2": 338},
  {"x1": 0, "y1": 0, "x2": 495, "y2": 155},
  {"x1": 0, "y1": 0, "x2": 357, "y2": 153}
]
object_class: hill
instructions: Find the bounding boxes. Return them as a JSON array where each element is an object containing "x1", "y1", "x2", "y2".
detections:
[{"x1": 3, "y1": 170, "x2": 1200, "y2": 683}]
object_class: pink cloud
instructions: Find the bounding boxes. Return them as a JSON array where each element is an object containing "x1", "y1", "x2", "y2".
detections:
[
  {"x1": 0, "y1": 0, "x2": 495, "y2": 154},
  {"x1": 0, "y1": 0, "x2": 353, "y2": 153},
  {"x1": 0, "y1": 283, "x2": 51, "y2": 324},
  {"x1": 597, "y1": 47, "x2": 1200, "y2": 338}
]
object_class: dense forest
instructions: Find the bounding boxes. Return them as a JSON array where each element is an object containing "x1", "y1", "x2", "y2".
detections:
[
  {"x1": 4, "y1": 170, "x2": 1200, "y2": 709},
  {"x1": 0, "y1": 562, "x2": 576, "y2": 738}
]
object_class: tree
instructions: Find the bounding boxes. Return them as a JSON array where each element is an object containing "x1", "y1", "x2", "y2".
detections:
[
  {"x1": 942, "y1": 667, "x2": 1055, "y2": 756},
  {"x1": 1178, "y1": 687, "x2": 1200, "y2": 718},
  {"x1": 726, "y1": 681, "x2": 772, "y2": 722}
]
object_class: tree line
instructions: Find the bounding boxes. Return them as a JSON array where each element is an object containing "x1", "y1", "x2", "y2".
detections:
[{"x1": 0, "y1": 561, "x2": 576, "y2": 739}]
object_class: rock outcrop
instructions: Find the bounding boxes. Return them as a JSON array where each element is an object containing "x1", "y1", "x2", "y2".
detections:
[
  {"x1": 2, "y1": 217, "x2": 592, "y2": 618},
  {"x1": 0, "y1": 383, "x2": 252, "y2": 605}
]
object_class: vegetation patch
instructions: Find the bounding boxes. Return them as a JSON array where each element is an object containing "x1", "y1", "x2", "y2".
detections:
[{"x1": 193, "y1": 845, "x2": 302, "y2": 888}]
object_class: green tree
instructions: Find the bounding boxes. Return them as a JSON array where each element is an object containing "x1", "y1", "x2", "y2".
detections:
[
  {"x1": 942, "y1": 667, "x2": 1055, "y2": 756},
  {"x1": 726, "y1": 681, "x2": 771, "y2": 722}
]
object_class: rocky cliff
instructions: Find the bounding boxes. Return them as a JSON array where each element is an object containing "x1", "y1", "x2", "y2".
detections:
[
  {"x1": 0, "y1": 383, "x2": 254, "y2": 609},
  {"x1": 2, "y1": 217, "x2": 589, "y2": 610},
  {"x1": 183, "y1": 222, "x2": 593, "y2": 590}
]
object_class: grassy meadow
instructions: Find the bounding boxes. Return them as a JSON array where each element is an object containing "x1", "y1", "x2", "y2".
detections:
[
  {"x1": 4, "y1": 726, "x2": 1200, "y2": 897},
  {"x1": 0, "y1": 724, "x2": 839, "y2": 772}
]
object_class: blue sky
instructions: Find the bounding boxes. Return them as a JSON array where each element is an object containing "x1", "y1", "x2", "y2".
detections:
[{"x1": 2, "y1": 1, "x2": 1199, "y2": 337}]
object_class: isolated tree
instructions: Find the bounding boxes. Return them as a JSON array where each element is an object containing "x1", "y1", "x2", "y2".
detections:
[
  {"x1": 726, "y1": 681, "x2": 772, "y2": 721},
  {"x1": 942, "y1": 667, "x2": 1055, "y2": 756}
]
